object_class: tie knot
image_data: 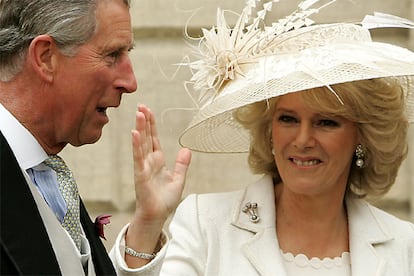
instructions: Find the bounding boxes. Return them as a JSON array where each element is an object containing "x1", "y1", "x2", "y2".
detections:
[{"x1": 44, "y1": 155, "x2": 69, "y2": 173}]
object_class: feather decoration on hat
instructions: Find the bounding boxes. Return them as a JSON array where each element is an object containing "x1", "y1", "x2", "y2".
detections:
[
  {"x1": 362, "y1": 12, "x2": 414, "y2": 29},
  {"x1": 183, "y1": 0, "x2": 338, "y2": 105}
]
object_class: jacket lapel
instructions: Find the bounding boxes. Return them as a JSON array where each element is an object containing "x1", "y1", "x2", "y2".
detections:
[
  {"x1": 0, "y1": 132, "x2": 61, "y2": 275},
  {"x1": 347, "y1": 198, "x2": 392, "y2": 276},
  {"x1": 231, "y1": 176, "x2": 288, "y2": 276},
  {"x1": 229, "y1": 176, "x2": 394, "y2": 276},
  {"x1": 80, "y1": 200, "x2": 116, "y2": 275}
]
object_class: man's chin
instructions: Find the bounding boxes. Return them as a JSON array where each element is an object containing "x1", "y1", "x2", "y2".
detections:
[{"x1": 70, "y1": 132, "x2": 103, "y2": 147}]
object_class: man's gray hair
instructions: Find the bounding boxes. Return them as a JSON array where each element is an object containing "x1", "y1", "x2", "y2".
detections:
[{"x1": 0, "y1": 0, "x2": 131, "y2": 81}]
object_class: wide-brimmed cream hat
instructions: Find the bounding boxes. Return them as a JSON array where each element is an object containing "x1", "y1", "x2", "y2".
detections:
[{"x1": 179, "y1": 0, "x2": 414, "y2": 153}]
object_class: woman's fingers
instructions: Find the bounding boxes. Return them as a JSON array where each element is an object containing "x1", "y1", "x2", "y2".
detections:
[
  {"x1": 132, "y1": 113, "x2": 146, "y2": 172},
  {"x1": 137, "y1": 104, "x2": 155, "y2": 153},
  {"x1": 148, "y1": 108, "x2": 162, "y2": 152},
  {"x1": 173, "y1": 148, "x2": 192, "y2": 185},
  {"x1": 143, "y1": 107, "x2": 154, "y2": 152},
  {"x1": 132, "y1": 104, "x2": 191, "y2": 220}
]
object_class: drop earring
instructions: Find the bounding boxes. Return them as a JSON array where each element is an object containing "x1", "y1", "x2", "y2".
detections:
[
  {"x1": 355, "y1": 144, "x2": 365, "y2": 168},
  {"x1": 270, "y1": 136, "x2": 275, "y2": 156}
]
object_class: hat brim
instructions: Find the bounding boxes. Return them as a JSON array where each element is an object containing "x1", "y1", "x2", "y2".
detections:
[{"x1": 179, "y1": 42, "x2": 414, "y2": 153}]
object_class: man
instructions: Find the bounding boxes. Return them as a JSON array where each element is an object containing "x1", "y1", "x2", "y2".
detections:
[{"x1": 0, "y1": 0, "x2": 170, "y2": 274}]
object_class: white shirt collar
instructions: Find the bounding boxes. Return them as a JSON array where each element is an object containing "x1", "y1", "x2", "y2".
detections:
[{"x1": 0, "y1": 103, "x2": 48, "y2": 170}]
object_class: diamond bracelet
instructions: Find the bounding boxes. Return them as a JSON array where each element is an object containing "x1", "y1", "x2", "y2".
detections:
[{"x1": 125, "y1": 246, "x2": 156, "y2": 260}]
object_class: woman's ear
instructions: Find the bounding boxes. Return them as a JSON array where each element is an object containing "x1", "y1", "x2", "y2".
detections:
[{"x1": 28, "y1": 35, "x2": 58, "y2": 82}]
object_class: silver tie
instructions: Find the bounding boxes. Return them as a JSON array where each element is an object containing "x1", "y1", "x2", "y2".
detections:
[{"x1": 44, "y1": 155, "x2": 82, "y2": 250}]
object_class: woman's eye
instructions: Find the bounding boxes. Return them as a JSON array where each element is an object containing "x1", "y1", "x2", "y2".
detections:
[
  {"x1": 317, "y1": 119, "x2": 339, "y2": 127},
  {"x1": 278, "y1": 115, "x2": 297, "y2": 123}
]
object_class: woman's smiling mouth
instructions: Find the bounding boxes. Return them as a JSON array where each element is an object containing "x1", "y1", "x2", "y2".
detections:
[{"x1": 290, "y1": 158, "x2": 321, "y2": 166}]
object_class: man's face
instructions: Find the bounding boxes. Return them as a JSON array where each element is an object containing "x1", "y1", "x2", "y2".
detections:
[{"x1": 51, "y1": 0, "x2": 137, "y2": 147}]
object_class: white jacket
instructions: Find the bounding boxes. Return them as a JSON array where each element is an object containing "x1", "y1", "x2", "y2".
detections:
[{"x1": 115, "y1": 175, "x2": 414, "y2": 276}]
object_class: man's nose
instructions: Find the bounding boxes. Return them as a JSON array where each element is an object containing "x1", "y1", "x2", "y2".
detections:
[{"x1": 116, "y1": 55, "x2": 138, "y2": 93}]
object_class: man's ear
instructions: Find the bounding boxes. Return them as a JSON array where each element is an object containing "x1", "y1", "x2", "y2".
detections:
[{"x1": 28, "y1": 35, "x2": 58, "y2": 82}]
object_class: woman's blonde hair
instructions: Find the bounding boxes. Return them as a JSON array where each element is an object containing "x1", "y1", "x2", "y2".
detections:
[{"x1": 233, "y1": 78, "x2": 408, "y2": 198}]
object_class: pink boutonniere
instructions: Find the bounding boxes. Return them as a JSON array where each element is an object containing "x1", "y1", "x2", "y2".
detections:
[{"x1": 95, "y1": 214, "x2": 112, "y2": 240}]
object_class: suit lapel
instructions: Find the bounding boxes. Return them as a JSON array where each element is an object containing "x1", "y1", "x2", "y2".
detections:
[
  {"x1": 80, "y1": 200, "x2": 116, "y2": 275},
  {"x1": 230, "y1": 177, "x2": 395, "y2": 276},
  {"x1": 241, "y1": 229, "x2": 288, "y2": 276},
  {"x1": 0, "y1": 132, "x2": 61, "y2": 275},
  {"x1": 347, "y1": 198, "x2": 392, "y2": 276},
  {"x1": 231, "y1": 176, "x2": 288, "y2": 276},
  {"x1": 229, "y1": 177, "x2": 395, "y2": 275}
]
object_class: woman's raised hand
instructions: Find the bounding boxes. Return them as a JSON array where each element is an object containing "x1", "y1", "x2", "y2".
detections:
[
  {"x1": 132, "y1": 104, "x2": 191, "y2": 223},
  {"x1": 125, "y1": 104, "x2": 191, "y2": 267}
]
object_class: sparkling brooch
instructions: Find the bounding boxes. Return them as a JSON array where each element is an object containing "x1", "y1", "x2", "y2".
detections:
[{"x1": 242, "y1": 202, "x2": 260, "y2": 223}]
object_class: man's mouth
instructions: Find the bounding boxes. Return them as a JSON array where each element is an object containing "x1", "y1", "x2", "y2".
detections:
[{"x1": 97, "y1": 107, "x2": 107, "y2": 115}]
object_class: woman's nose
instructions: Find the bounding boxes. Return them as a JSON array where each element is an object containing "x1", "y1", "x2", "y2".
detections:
[{"x1": 293, "y1": 123, "x2": 316, "y2": 150}]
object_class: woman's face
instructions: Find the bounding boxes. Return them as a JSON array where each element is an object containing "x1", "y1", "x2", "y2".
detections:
[{"x1": 271, "y1": 92, "x2": 359, "y2": 198}]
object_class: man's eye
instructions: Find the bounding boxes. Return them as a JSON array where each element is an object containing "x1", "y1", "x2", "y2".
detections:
[
  {"x1": 109, "y1": 51, "x2": 121, "y2": 59},
  {"x1": 103, "y1": 51, "x2": 121, "y2": 64}
]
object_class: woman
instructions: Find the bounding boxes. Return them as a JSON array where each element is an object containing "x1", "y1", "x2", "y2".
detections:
[{"x1": 110, "y1": 0, "x2": 414, "y2": 275}]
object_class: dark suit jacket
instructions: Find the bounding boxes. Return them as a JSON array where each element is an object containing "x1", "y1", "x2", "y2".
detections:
[{"x1": 0, "y1": 132, "x2": 116, "y2": 275}]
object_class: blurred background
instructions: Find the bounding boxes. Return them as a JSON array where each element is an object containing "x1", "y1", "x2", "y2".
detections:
[{"x1": 61, "y1": 0, "x2": 414, "y2": 250}]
